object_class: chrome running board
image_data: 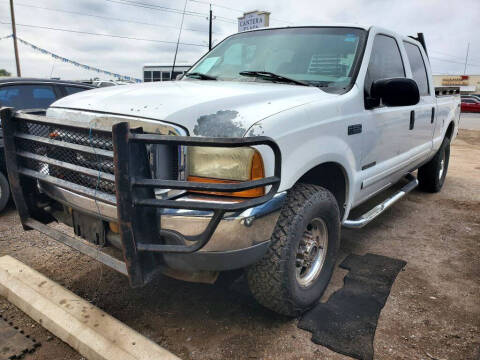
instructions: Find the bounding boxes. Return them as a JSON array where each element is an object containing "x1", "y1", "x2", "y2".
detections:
[{"x1": 343, "y1": 174, "x2": 419, "y2": 229}]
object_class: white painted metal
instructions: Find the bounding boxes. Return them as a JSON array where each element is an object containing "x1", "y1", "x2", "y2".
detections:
[{"x1": 47, "y1": 25, "x2": 460, "y2": 224}]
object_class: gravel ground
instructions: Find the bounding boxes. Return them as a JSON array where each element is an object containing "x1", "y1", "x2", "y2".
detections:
[
  {"x1": 460, "y1": 113, "x2": 480, "y2": 131},
  {"x1": 0, "y1": 130, "x2": 479, "y2": 360}
]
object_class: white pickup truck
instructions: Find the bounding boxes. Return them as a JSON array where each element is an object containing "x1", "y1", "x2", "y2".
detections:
[{"x1": 1, "y1": 25, "x2": 460, "y2": 316}]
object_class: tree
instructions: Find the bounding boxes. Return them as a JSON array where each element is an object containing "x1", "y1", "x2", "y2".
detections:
[{"x1": 0, "y1": 69, "x2": 11, "y2": 76}]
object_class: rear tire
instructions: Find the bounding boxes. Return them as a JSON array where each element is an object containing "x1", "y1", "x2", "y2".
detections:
[
  {"x1": 247, "y1": 183, "x2": 340, "y2": 317},
  {"x1": 418, "y1": 136, "x2": 450, "y2": 193},
  {"x1": 0, "y1": 172, "x2": 10, "y2": 212}
]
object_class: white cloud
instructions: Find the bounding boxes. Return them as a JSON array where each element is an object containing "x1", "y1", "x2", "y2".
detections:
[{"x1": 0, "y1": 0, "x2": 478, "y2": 79}]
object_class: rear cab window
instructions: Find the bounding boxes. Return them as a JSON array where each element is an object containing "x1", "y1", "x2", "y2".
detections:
[{"x1": 403, "y1": 42, "x2": 430, "y2": 96}]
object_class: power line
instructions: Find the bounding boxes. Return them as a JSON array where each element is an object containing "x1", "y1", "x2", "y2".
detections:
[
  {"x1": 105, "y1": 0, "x2": 235, "y2": 23},
  {"x1": 188, "y1": 0, "x2": 293, "y2": 24},
  {"x1": 105, "y1": 0, "x2": 204, "y2": 17},
  {"x1": 0, "y1": 21, "x2": 208, "y2": 47},
  {"x1": 430, "y1": 49, "x2": 480, "y2": 64},
  {"x1": 189, "y1": 0, "x2": 243, "y2": 13},
  {"x1": 430, "y1": 56, "x2": 480, "y2": 67},
  {"x1": 6, "y1": 1, "x2": 209, "y2": 34},
  {"x1": 104, "y1": 0, "x2": 236, "y2": 23}
]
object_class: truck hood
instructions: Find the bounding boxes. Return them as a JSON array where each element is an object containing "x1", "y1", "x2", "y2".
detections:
[{"x1": 49, "y1": 80, "x2": 332, "y2": 137}]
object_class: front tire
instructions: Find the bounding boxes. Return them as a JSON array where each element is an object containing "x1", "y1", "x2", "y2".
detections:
[
  {"x1": 247, "y1": 183, "x2": 340, "y2": 316},
  {"x1": 0, "y1": 172, "x2": 10, "y2": 212},
  {"x1": 418, "y1": 136, "x2": 450, "y2": 193}
]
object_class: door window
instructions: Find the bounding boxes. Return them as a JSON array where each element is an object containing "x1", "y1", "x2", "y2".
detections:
[
  {"x1": 365, "y1": 35, "x2": 405, "y2": 94},
  {"x1": 404, "y1": 42, "x2": 429, "y2": 96}
]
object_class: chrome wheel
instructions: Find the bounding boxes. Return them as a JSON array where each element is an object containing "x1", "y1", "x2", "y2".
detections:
[
  {"x1": 438, "y1": 150, "x2": 445, "y2": 181},
  {"x1": 295, "y1": 218, "x2": 328, "y2": 287}
]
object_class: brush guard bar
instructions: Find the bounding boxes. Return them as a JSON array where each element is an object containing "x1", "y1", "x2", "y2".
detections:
[{"x1": 0, "y1": 107, "x2": 281, "y2": 286}]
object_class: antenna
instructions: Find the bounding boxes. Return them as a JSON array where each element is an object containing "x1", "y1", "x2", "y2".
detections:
[{"x1": 171, "y1": 0, "x2": 188, "y2": 80}]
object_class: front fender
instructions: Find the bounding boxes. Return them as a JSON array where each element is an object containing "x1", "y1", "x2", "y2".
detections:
[{"x1": 246, "y1": 105, "x2": 361, "y2": 220}]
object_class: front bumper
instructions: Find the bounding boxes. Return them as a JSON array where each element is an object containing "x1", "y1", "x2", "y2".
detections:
[
  {"x1": 0, "y1": 108, "x2": 282, "y2": 286},
  {"x1": 40, "y1": 182, "x2": 285, "y2": 252}
]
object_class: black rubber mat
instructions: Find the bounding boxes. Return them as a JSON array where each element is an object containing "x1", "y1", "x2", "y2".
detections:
[
  {"x1": 0, "y1": 314, "x2": 40, "y2": 360},
  {"x1": 298, "y1": 253, "x2": 407, "y2": 360}
]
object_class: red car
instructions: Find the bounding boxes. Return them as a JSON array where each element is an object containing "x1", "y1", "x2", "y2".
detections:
[{"x1": 461, "y1": 98, "x2": 480, "y2": 112}]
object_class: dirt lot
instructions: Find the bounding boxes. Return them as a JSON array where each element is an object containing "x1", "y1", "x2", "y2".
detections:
[{"x1": 1, "y1": 130, "x2": 479, "y2": 360}]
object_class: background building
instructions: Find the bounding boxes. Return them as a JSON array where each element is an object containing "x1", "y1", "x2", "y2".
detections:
[
  {"x1": 143, "y1": 64, "x2": 191, "y2": 82},
  {"x1": 433, "y1": 75, "x2": 480, "y2": 94}
]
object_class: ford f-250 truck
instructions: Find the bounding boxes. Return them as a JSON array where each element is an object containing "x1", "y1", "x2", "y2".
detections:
[{"x1": 0, "y1": 25, "x2": 460, "y2": 316}]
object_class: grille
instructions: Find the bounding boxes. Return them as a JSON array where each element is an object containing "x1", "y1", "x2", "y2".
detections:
[
  {"x1": 15, "y1": 120, "x2": 117, "y2": 196},
  {"x1": 13, "y1": 119, "x2": 180, "y2": 201}
]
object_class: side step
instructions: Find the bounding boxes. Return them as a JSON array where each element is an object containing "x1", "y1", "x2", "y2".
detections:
[{"x1": 343, "y1": 174, "x2": 419, "y2": 229}]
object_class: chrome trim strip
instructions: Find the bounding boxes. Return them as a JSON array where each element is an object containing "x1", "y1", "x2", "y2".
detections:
[
  {"x1": 41, "y1": 181, "x2": 286, "y2": 221},
  {"x1": 343, "y1": 174, "x2": 418, "y2": 229},
  {"x1": 41, "y1": 182, "x2": 286, "y2": 250}
]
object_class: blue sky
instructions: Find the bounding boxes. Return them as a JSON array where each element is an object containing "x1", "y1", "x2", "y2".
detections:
[{"x1": 0, "y1": 0, "x2": 479, "y2": 80}]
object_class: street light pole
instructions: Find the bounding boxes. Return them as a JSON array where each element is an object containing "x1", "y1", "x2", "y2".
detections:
[{"x1": 9, "y1": 0, "x2": 21, "y2": 77}]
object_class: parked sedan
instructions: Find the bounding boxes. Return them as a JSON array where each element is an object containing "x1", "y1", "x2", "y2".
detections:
[
  {"x1": 0, "y1": 78, "x2": 95, "y2": 110},
  {"x1": 0, "y1": 78, "x2": 95, "y2": 212},
  {"x1": 461, "y1": 98, "x2": 480, "y2": 113},
  {"x1": 461, "y1": 94, "x2": 480, "y2": 102}
]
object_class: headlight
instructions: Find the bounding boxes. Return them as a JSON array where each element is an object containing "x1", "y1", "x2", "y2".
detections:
[{"x1": 187, "y1": 146, "x2": 265, "y2": 198}]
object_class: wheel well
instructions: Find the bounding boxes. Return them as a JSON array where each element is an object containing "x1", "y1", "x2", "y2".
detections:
[
  {"x1": 297, "y1": 162, "x2": 347, "y2": 217},
  {"x1": 445, "y1": 121, "x2": 455, "y2": 140}
]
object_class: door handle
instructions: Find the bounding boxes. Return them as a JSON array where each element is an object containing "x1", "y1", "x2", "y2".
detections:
[
  {"x1": 431, "y1": 107, "x2": 435, "y2": 124},
  {"x1": 409, "y1": 110, "x2": 415, "y2": 130}
]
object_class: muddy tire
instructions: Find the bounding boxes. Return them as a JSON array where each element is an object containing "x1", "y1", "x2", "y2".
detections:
[
  {"x1": 418, "y1": 137, "x2": 450, "y2": 193},
  {"x1": 0, "y1": 172, "x2": 10, "y2": 213},
  {"x1": 247, "y1": 183, "x2": 340, "y2": 317}
]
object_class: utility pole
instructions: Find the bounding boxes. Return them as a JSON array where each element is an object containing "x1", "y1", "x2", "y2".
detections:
[
  {"x1": 208, "y1": 4, "x2": 212, "y2": 50},
  {"x1": 463, "y1": 42, "x2": 470, "y2": 75},
  {"x1": 9, "y1": 0, "x2": 21, "y2": 77}
]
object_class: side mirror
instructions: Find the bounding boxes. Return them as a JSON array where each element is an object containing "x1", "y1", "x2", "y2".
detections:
[
  {"x1": 368, "y1": 78, "x2": 420, "y2": 108},
  {"x1": 176, "y1": 73, "x2": 184, "y2": 80}
]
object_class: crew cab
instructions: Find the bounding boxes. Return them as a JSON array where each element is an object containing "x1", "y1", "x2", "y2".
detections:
[{"x1": 0, "y1": 25, "x2": 460, "y2": 316}]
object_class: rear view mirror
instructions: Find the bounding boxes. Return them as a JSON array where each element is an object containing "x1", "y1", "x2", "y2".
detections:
[{"x1": 369, "y1": 78, "x2": 420, "y2": 108}]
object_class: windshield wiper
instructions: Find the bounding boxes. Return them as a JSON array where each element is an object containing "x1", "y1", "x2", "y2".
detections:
[
  {"x1": 239, "y1": 71, "x2": 311, "y2": 86},
  {"x1": 185, "y1": 72, "x2": 217, "y2": 80}
]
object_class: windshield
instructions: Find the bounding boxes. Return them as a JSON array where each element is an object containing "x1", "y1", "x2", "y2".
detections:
[{"x1": 187, "y1": 27, "x2": 367, "y2": 92}]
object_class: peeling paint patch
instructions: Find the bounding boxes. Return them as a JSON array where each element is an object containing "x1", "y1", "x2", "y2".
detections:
[
  {"x1": 247, "y1": 123, "x2": 265, "y2": 137},
  {"x1": 193, "y1": 110, "x2": 245, "y2": 137}
]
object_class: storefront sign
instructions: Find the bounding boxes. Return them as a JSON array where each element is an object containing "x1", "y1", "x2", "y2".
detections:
[
  {"x1": 238, "y1": 11, "x2": 270, "y2": 32},
  {"x1": 441, "y1": 76, "x2": 469, "y2": 86}
]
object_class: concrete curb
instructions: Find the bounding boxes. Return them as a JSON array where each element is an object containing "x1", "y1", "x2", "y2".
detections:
[{"x1": 0, "y1": 255, "x2": 181, "y2": 360}]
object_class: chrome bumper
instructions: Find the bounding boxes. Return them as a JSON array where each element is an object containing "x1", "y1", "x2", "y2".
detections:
[{"x1": 40, "y1": 182, "x2": 285, "y2": 252}]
